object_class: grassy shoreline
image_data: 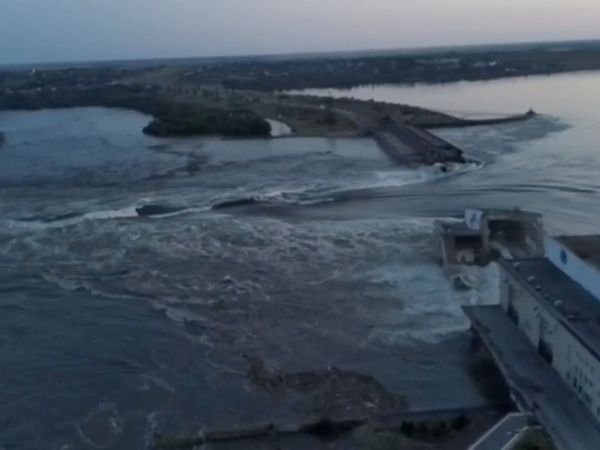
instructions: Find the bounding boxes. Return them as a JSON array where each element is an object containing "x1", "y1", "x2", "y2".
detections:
[
  {"x1": 0, "y1": 48, "x2": 541, "y2": 141},
  {"x1": 0, "y1": 86, "x2": 272, "y2": 138}
]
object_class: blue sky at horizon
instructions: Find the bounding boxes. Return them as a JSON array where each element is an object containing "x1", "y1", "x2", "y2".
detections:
[{"x1": 1, "y1": 0, "x2": 599, "y2": 64}]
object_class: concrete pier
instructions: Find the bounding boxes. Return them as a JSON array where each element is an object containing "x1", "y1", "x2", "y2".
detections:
[{"x1": 414, "y1": 110, "x2": 537, "y2": 129}]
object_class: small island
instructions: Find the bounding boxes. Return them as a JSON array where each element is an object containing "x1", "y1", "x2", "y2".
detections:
[
  {"x1": 142, "y1": 107, "x2": 271, "y2": 137},
  {"x1": 0, "y1": 85, "x2": 272, "y2": 138}
]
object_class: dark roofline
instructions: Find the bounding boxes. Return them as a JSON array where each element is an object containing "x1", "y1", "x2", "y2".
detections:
[
  {"x1": 499, "y1": 258, "x2": 600, "y2": 362},
  {"x1": 483, "y1": 209, "x2": 542, "y2": 219}
]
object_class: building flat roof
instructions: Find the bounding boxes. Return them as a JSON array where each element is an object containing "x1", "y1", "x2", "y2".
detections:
[
  {"x1": 557, "y1": 235, "x2": 600, "y2": 271},
  {"x1": 500, "y1": 257, "x2": 600, "y2": 361},
  {"x1": 482, "y1": 208, "x2": 542, "y2": 219},
  {"x1": 464, "y1": 305, "x2": 600, "y2": 450}
]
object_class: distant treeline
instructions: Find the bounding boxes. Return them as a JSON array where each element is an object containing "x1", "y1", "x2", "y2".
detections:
[
  {"x1": 0, "y1": 86, "x2": 271, "y2": 137},
  {"x1": 181, "y1": 46, "x2": 600, "y2": 91}
]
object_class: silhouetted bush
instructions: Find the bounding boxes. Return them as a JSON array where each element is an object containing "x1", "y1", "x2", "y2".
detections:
[
  {"x1": 451, "y1": 414, "x2": 470, "y2": 431},
  {"x1": 400, "y1": 421, "x2": 415, "y2": 436}
]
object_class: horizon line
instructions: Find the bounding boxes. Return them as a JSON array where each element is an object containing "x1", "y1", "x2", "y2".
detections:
[{"x1": 2, "y1": 36, "x2": 600, "y2": 70}]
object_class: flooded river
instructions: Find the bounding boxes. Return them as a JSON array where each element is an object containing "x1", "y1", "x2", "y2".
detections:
[
  {"x1": 2, "y1": 71, "x2": 600, "y2": 449},
  {"x1": 293, "y1": 70, "x2": 600, "y2": 232}
]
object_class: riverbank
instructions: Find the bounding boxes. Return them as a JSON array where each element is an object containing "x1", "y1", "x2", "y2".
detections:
[
  {"x1": 0, "y1": 86, "x2": 272, "y2": 138},
  {"x1": 133, "y1": 40, "x2": 600, "y2": 92},
  {"x1": 0, "y1": 82, "x2": 454, "y2": 141},
  {"x1": 0, "y1": 85, "x2": 535, "y2": 168},
  {"x1": 1, "y1": 66, "x2": 455, "y2": 139},
  {"x1": 155, "y1": 406, "x2": 506, "y2": 450}
]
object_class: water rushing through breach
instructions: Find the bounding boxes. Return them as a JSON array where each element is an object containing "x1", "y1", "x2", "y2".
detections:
[
  {"x1": 2, "y1": 71, "x2": 600, "y2": 449},
  {"x1": 293, "y1": 70, "x2": 600, "y2": 232}
]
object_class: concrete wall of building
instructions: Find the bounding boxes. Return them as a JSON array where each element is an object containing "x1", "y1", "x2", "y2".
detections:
[
  {"x1": 437, "y1": 232, "x2": 481, "y2": 266},
  {"x1": 501, "y1": 266, "x2": 600, "y2": 421},
  {"x1": 500, "y1": 269, "x2": 549, "y2": 348},
  {"x1": 523, "y1": 219, "x2": 546, "y2": 257},
  {"x1": 439, "y1": 238, "x2": 452, "y2": 267},
  {"x1": 553, "y1": 325, "x2": 600, "y2": 418},
  {"x1": 546, "y1": 236, "x2": 600, "y2": 301}
]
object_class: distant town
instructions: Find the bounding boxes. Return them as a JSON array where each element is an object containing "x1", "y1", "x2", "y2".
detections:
[{"x1": 2, "y1": 40, "x2": 584, "y2": 162}]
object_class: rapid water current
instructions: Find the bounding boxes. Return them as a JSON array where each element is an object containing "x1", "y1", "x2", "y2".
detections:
[{"x1": 2, "y1": 71, "x2": 600, "y2": 449}]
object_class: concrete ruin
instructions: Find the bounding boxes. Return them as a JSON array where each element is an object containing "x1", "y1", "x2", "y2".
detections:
[{"x1": 435, "y1": 209, "x2": 545, "y2": 267}]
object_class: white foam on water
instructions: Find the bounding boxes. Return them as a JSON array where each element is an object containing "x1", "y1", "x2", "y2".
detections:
[
  {"x1": 76, "y1": 403, "x2": 123, "y2": 449},
  {"x1": 10, "y1": 205, "x2": 497, "y2": 354},
  {"x1": 5, "y1": 204, "x2": 214, "y2": 231},
  {"x1": 206, "y1": 156, "x2": 484, "y2": 209},
  {"x1": 301, "y1": 159, "x2": 485, "y2": 198},
  {"x1": 41, "y1": 273, "x2": 83, "y2": 292},
  {"x1": 81, "y1": 206, "x2": 139, "y2": 221},
  {"x1": 362, "y1": 257, "x2": 500, "y2": 345},
  {"x1": 266, "y1": 118, "x2": 293, "y2": 137},
  {"x1": 6, "y1": 206, "x2": 139, "y2": 230},
  {"x1": 364, "y1": 160, "x2": 483, "y2": 190},
  {"x1": 137, "y1": 206, "x2": 211, "y2": 219}
]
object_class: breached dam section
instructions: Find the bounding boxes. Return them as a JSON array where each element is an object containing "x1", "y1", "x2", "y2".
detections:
[{"x1": 373, "y1": 117, "x2": 466, "y2": 166}]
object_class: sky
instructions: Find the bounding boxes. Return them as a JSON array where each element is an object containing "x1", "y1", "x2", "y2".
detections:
[{"x1": 1, "y1": 0, "x2": 599, "y2": 65}]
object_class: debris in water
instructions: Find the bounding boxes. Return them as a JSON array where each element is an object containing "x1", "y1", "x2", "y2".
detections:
[{"x1": 452, "y1": 274, "x2": 472, "y2": 291}]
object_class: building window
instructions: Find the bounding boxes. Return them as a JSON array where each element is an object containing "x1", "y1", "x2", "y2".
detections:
[{"x1": 561, "y1": 249, "x2": 568, "y2": 265}]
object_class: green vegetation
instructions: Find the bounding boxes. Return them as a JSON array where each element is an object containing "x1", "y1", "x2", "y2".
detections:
[
  {"x1": 364, "y1": 414, "x2": 473, "y2": 450},
  {"x1": 367, "y1": 432, "x2": 409, "y2": 450},
  {"x1": 143, "y1": 108, "x2": 270, "y2": 137},
  {"x1": 0, "y1": 85, "x2": 271, "y2": 138},
  {"x1": 398, "y1": 415, "x2": 469, "y2": 440},
  {"x1": 175, "y1": 43, "x2": 600, "y2": 91},
  {"x1": 4, "y1": 40, "x2": 592, "y2": 140}
]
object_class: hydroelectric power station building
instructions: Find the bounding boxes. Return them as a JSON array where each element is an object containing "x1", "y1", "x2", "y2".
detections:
[
  {"x1": 441, "y1": 209, "x2": 600, "y2": 449},
  {"x1": 500, "y1": 235, "x2": 600, "y2": 419}
]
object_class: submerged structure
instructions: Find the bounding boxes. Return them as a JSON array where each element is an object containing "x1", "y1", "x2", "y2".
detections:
[
  {"x1": 373, "y1": 116, "x2": 466, "y2": 166},
  {"x1": 454, "y1": 209, "x2": 600, "y2": 449},
  {"x1": 435, "y1": 208, "x2": 545, "y2": 266}
]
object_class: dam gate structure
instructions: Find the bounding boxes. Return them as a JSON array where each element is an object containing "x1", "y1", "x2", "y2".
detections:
[{"x1": 435, "y1": 209, "x2": 545, "y2": 267}]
